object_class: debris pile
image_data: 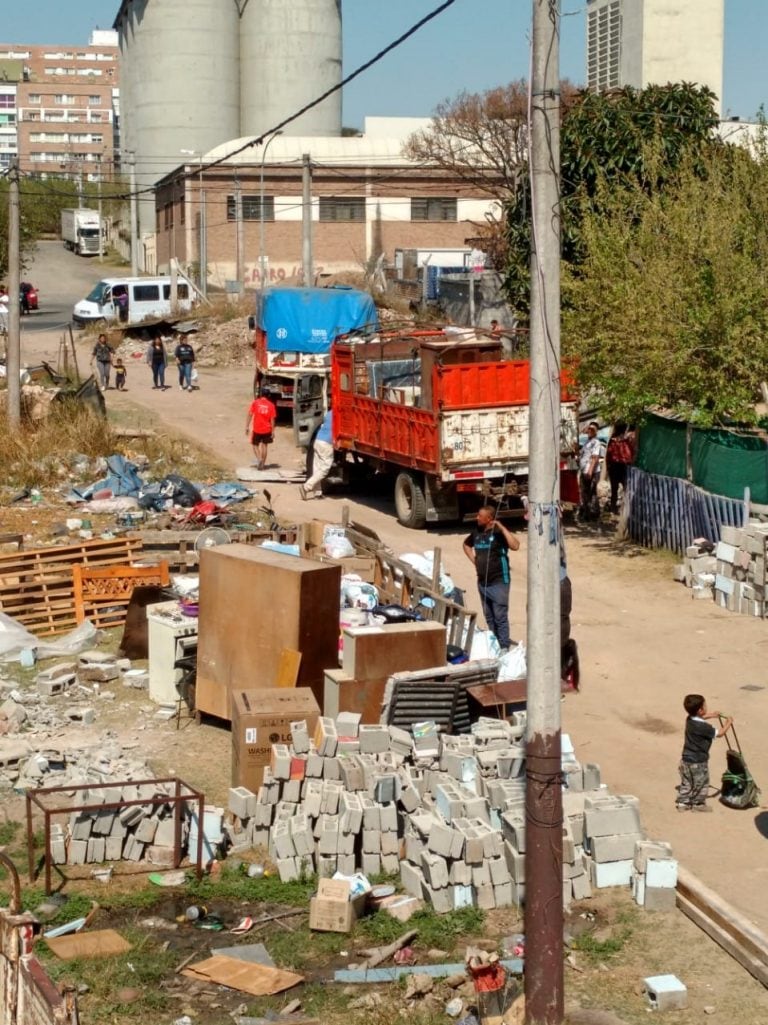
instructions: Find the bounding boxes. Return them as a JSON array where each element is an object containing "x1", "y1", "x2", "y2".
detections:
[{"x1": 225, "y1": 712, "x2": 674, "y2": 914}]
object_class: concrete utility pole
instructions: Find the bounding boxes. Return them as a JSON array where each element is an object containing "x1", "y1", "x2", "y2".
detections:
[
  {"x1": 235, "y1": 174, "x2": 244, "y2": 288},
  {"x1": 6, "y1": 160, "x2": 21, "y2": 430},
  {"x1": 525, "y1": 1, "x2": 564, "y2": 1023},
  {"x1": 259, "y1": 130, "x2": 282, "y2": 292},
  {"x1": 301, "y1": 153, "x2": 313, "y2": 287},
  {"x1": 128, "y1": 151, "x2": 138, "y2": 277}
]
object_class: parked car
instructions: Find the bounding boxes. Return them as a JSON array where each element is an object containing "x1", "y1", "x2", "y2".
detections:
[{"x1": 20, "y1": 282, "x2": 38, "y2": 312}]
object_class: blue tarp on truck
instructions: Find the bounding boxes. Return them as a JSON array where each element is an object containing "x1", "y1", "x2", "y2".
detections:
[{"x1": 258, "y1": 286, "x2": 378, "y2": 354}]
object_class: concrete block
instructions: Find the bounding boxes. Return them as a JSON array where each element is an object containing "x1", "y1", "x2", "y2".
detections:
[
  {"x1": 590, "y1": 858, "x2": 633, "y2": 888},
  {"x1": 449, "y1": 859, "x2": 472, "y2": 886},
  {"x1": 358, "y1": 724, "x2": 390, "y2": 754},
  {"x1": 68, "y1": 839, "x2": 87, "y2": 865},
  {"x1": 87, "y1": 837, "x2": 106, "y2": 863},
  {"x1": 228, "y1": 786, "x2": 254, "y2": 820},
  {"x1": 336, "y1": 710, "x2": 362, "y2": 738},
  {"x1": 589, "y1": 832, "x2": 643, "y2": 863},
  {"x1": 423, "y1": 882, "x2": 454, "y2": 914},
  {"x1": 105, "y1": 836, "x2": 123, "y2": 861},
  {"x1": 646, "y1": 858, "x2": 678, "y2": 889},
  {"x1": 454, "y1": 883, "x2": 475, "y2": 909},
  {"x1": 405, "y1": 833, "x2": 424, "y2": 862},
  {"x1": 37, "y1": 674, "x2": 76, "y2": 697},
  {"x1": 147, "y1": 845, "x2": 176, "y2": 867},
  {"x1": 289, "y1": 720, "x2": 310, "y2": 755},
  {"x1": 340, "y1": 792, "x2": 363, "y2": 834},
  {"x1": 363, "y1": 829, "x2": 381, "y2": 854},
  {"x1": 373, "y1": 774, "x2": 399, "y2": 804},
  {"x1": 715, "y1": 541, "x2": 737, "y2": 564},
  {"x1": 720, "y1": 525, "x2": 744, "y2": 547},
  {"x1": 571, "y1": 871, "x2": 592, "y2": 901},
  {"x1": 317, "y1": 855, "x2": 338, "y2": 878},
  {"x1": 134, "y1": 817, "x2": 158, "y2": 845},
  {"x1": 427, "y1": 820, "x2": 456, "y2": 858},
  {"x1": 51, "y1": 836, "x2": 67, "y2": 864},
  {"x1": 472, "y1": 861, "x2": 491, "y2": 887},
  {"x1": 303, "y1": 780, "x2": 323, "y2": 819},
  {"x1": 314, "y1": 717, "x2": 338, "y2": 757},
  {"x1": 379, "y1": 803, "x2": 398, "y2": 832},
  {"x1": 322, "y1": 756, "x2": 341, "y2": 781},
  {"x1": 362, "y1": 853, "x2": 381, "y2": 876},
  {"x1": 583, "y1": 763, "x2": 601, "y2": 790},
  {"x1": 339, "y1": 755, "x2": 365, "y2": 792},
  {"x1": 643, "y1": 886, "x2": 677, "y2": 912},
  {"x1": 584, "y1": 801, "x2": 641, "y2": 839},
  {"x1": 317, "y1": 815, "x2": 340, "y2": 855},
  {"x1": 400, "y1": 859, "x2": 427, "y2": 899},
  {"x1": 290, "y1": 813, "x2": 314, "y2": 856},
  {"x1": 503, "y1": 841, "x2": 525, "y2": 883},
  {"x1": 271, "y1": 820, "x2": 296, "y2": 860},
  {"x1": 320, "y1": 781, "x2": 342, "y2": 815},
  {"x1": 501, "y1": 811, "x2": 526, "y2": 852},
  {"x1": 475, "y1": 883, "x2": 496, "y2": 910},
  {"x1": 489, "y1": 856, "x2": 511, "y2": 886},
  {"x1": 361, "y1": 796, "x2": 380, "y2": 831},
  {"x1": 381, "y1": 852, "x2": 400, "y2": 875},
  {"x1": 282, "y1": 779, "x2": 301, "y2": 804},
  {"x1": 277, "y1": 857, "x2": 300, "y2": 882},
  {"x1": 154, "y1": 818, "x2": 176, "y2": 848},
  {"x1": 634, "y1": 840, "x2": 673, "y2": 873},
  {"x1": 420, "y1": 850, "x2": 450, "y2": 889},
  {"x1": 305, "y1": 750, "x2": 324, "y2": 777},
  {"x1": 388, "y1": 724, "x2": 412, "y2": 753},
  {"x1": 381, "y1": 831, "x2": 400, "y2": 856},
  {"x1": 399, "y1": 784, "x2": 421, "y2": 813},
  {"x1": 494, "y1": 882, "x2": 514, "y2": 907},
  {"x1": 643, "y1": 975, "x2": 688, "y2": 1012}
]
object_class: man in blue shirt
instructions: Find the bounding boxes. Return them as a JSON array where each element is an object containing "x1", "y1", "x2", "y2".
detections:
[
  {"x1": 300, "y1": 407, "x2": 334, "y2": 500},
  {"x1": 463, "y1": 506, "x2": 520, "y2": 652}
]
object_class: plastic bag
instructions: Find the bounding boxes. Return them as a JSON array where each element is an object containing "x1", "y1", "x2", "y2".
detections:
[
  {"x1": 401, "y1": 551, "x2": 456, "y2": 597},
  {"x1": 469, "y1": 629, "x2": 502, "y2": 662},
  {"x1": 498, "y1": 643, "x2": 527, "y2": 681},
  {"x1": 341, "y1": 575, "x2": 378, "y2": 610},
  {"x1": 323, "y1": 525, "x2": 355, "y2": 559}
]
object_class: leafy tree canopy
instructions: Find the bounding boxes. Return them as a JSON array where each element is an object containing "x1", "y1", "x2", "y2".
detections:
[{"x1": 505, "y1": 82, "x2": 721, "y2": 314}]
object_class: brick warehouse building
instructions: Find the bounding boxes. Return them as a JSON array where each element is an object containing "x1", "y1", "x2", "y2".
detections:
[{"x1": 153, "y1": 118, "x2": 501, "y2": 289}]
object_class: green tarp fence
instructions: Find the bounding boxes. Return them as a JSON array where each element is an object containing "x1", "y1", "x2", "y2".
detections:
[{"x1": 636, "y1": 413, "x2": 768, "y2": 505}]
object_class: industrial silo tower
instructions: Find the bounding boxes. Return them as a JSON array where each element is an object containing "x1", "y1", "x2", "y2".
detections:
[
  {"x1": 240, "y1": 0, "x2": 342, "y2": 138},
  {"x1": 114, "y1": 0, "x2": 343, "y2": 238}
]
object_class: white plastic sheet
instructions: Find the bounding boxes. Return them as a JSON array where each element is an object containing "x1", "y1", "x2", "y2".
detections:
[
  {"x1": 498, "y1": 643, "x2": 527, "y2": 682},
  {"x1": 0, "y1": 612, "x2": 99, "y2": 663}
]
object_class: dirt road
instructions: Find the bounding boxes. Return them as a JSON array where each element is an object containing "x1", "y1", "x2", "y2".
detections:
[{"x1": 21, "y1": 243, "x2": 768, "y2": 937}]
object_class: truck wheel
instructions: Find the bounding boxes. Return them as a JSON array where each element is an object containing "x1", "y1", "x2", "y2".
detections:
[{"x1": 394, "y1": 471, "x2": 427, "y2": 529}]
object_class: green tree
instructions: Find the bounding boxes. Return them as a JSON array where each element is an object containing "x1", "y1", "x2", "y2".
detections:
[
  {"x1": 505, "y1": 82, "x2": 721, "y2": 315},
  {"x1": 562, "y1": 139, "x2": 768, "y2": 425}
]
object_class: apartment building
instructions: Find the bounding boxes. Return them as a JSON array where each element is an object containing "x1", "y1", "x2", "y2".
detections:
[
  {"x1": 586, "y1": 0, "x2": 724, "y2": 114},
  {"x1": 0, "y1": 30, "x2": 120, "y2": 178}
]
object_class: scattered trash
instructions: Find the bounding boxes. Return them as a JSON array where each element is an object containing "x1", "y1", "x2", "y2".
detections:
[
  {"x1": 445, "y1": 997, "x2": 464, "y2": 1017},
  {"x1": 46, "y1": 929, "x2": 131, "y2": 961},
  {"x1": 184, "y1": 904, "x2": 208, "y2": 922},
  {"x1": 90, "y1": 867, "x2": 113, "y2": 884},
  {"x1": 247, "y1": 863, "x2": 266, "y2": 879},
  {"x1": 393, "y1": 946, "x2": 416, "y2": 965},
  {"x1": 182, "y1": 954, "x2": 303, "y2": 996},
  {"x1": 44, "y1": 917, "x2": 87, "y2": 939},
  {"x1": 230, "y1": 916, "x2": 254, "y2": 935},
  {"x1": 148, "y1": 870, "x2": 188, "y2": 888},
  {"x1": 404, "y1": 973, "x2": 434, "y2": 999}
]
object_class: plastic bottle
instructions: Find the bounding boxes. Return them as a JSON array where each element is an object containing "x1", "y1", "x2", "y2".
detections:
[{"x1": 184, "y1": 905, "x2": 207, "y2": 922}]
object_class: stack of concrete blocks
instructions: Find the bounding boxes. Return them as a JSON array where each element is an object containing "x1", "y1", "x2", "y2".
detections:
[
  {"x1": 229, "y1": 712, "x2": 669, "y2": 916},
  {"x1": 631, "y1": 840, "x2": 677, "y2": 912},
  {"x1": 675, "y1": 524, "x2": 768, "y2": 614},
  {"x1": 672, "y1": 541, "x2": 717, "y2": 601},
  {"x1": 60, "y1": 781, "x2": 191, "y2": 868}
]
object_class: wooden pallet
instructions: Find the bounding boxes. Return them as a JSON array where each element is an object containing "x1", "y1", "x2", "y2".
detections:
[
  {"x1": 73, "y1": 562, "x2": 170, "y2": 629},
  {"x1": 0, "y1": 536, "x2": 143, "y2": 636}
]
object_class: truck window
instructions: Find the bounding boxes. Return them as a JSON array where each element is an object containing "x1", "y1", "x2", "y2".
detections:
[
  {"x1": 163, "y1": 284, "x2": 190, "y2": 300},
  {"x1": 133, "y1": 284, "x2": 160, "y2": 302}
]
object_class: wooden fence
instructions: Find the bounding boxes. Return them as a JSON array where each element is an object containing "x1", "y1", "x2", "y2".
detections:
[{"x1": 625, "y1": 467, "x2": 749, "y2": 555}]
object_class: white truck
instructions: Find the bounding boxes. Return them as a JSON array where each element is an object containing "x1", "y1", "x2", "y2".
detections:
[{"x1": 61, "y1": 208, "x2": 103, "y2": 256}]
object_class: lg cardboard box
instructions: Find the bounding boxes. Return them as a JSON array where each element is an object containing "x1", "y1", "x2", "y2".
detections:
[
  {"x1": 309, "y1": 878, "x2": 366, "y2": 933},
  {"x1": 231, "y1": 688, "x2": 320, "y2": 792}
]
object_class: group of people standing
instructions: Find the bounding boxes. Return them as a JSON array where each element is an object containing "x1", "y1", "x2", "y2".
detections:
[
  {"x1": 578, "y1": 420, "x2": 636, "y2": 521},
  {"x1": 89, "y1": 334, "x2": 197, "y2": 393}
]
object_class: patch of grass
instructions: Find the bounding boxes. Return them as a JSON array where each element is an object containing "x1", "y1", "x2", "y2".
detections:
[
  {"x1": 360, "y1": 905, "x2": 485, "y2": 953},
  {"x1": 571, "y1": 909, "x2": 636, "y2": 963},
  {"x1": 0, "y1": 820, "x2": 20, "y2": 846},
  {"x1": 186, "y1": 864, "x2": 317, "y2": 907}
]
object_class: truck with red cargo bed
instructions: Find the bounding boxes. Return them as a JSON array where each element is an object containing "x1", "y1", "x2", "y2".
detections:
[{"x1": 328, "y1": 328, "x2": 579, "y2": 529}]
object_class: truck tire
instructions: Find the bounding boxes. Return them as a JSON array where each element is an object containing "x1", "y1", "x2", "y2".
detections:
[{"x1": 394, "y1": 471, "x2": 427, "y2": 529}]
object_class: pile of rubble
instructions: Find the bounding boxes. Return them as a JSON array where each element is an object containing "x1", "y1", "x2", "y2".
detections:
[
  {"x1": 675, "y1": 522, "x2": 768, "y2": 614},
  {"x1": 0, "y1": 650, "x2": 154, "y2": 790},
  {"x1": 225, "y1": 712, "x2": 677, "y2": 914}
]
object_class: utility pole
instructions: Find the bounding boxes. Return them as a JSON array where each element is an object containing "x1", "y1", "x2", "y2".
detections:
[
  {"x1": 170, "y1": 179, "x2": 178, "y2": 309},
  {"x1": 128, "y1": 151, "x2": 138, "y2": 276},
  {"x1": 525, "y1": 1, "x2": 564, "y2": 1024},
  {"x1": 301, "y1": 153, "x2": 313, "y2": 287},
  {"x1": 6, "y1": 159, "x2": 21, "y2": 429},
  {"x1": 235, "y1": 174, "x2": 244, "y2": 289},
  {"x1": 97, "y1": 174, "x2": 104, "y2": 263},
  {"x1": 200, "y1": 178, "x2": 208, "y2": 299}
]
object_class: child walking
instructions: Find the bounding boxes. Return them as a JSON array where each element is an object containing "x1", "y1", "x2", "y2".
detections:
[
  {"x1": 114, "y1": 359, "x2": 127, "y2": 391},
  {"x1": 677, "y1": 694, "x2": 733, "y2": 811}
]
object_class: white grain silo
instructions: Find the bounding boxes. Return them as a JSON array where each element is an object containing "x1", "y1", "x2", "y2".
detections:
[
  {"x1": 240, "y1": 0, "x2": 342, "y2": 137},
  {"x1": 115, "y1": 0, "x2": 241, "y2": 235}
]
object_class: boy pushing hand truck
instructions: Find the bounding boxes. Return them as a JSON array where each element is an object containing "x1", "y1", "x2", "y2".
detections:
[{"x1": 677, "y1": 694, "x2": 733, "y2": 812}]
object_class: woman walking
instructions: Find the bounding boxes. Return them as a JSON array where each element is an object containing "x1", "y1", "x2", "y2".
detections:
[
  {"x1": 605, "y1": 421, "x2": 635, "y2": 515},
  {"x1": 146, "y1": 337, "x2": 169, "y2": 390}
]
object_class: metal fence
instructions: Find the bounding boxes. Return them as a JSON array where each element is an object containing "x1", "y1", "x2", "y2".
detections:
[{"x1": 625, "y1": 467, "x2": 749, "y2": 555}]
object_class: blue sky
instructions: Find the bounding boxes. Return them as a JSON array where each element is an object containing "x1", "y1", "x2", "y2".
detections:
[{"x1": 1, "y1": 1, "x2": 765, "y2": 125}]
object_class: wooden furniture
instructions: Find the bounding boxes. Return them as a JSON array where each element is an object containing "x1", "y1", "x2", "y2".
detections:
[
  {"x1": 73, "y1": 562, "x2": 170, "y2": 629},
  {"x1": 195, "y1": 544, "x2": 341, "y2": 721}
]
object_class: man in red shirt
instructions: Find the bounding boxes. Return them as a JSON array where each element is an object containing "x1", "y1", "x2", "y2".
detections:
[{"x1": 245, "y1": 388, "x2": 277, "y2": 470}]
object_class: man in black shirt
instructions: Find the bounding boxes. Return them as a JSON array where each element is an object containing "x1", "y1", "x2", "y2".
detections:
[
  {"x1": 463, "y1": 505, "x2": 520, "y2": 653},
  {"x1": 677, "y1": 693, "x2": 733, "y2": 811}
]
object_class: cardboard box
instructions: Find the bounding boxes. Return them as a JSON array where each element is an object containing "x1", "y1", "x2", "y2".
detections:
[
  {"x1": 308, "y1": 878, "x2": 366, "y2": 933},
  {"x1": 231, "y1": 688, "x2": 320, "y2": 792},
  {"x1": 301, "y1": 519, "x2": 377, "y2": 582}
]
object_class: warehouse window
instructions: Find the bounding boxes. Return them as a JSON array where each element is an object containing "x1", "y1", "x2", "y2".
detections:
[
  {"x1": 411, "y1": 197, "x2": 458, "y2": 222},
  {"x1": 226, "y1": 194, "x2": 274, "y2": 221},
  {"x1": 319, "y1": 196, "x2": 365, "y2": 222}
]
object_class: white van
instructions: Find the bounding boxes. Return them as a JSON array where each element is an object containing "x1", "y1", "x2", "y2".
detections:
[{"x1": 72, "y1": 276, "x2": 196, "y2": 327}]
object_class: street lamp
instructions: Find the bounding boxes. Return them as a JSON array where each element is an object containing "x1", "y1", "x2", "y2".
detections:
[
  {"x1": 181, "y1": 149, "x2": 206, "y2": 297},
  {"x1": 259, "y1": 131, "x2": 283, "y2": 293}
]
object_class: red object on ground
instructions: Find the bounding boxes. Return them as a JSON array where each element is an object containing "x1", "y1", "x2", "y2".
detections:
[{"x1": 468, "y1": 962, "x2": 507, "y2": 993}]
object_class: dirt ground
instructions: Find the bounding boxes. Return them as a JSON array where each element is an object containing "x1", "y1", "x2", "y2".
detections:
[{"x1": 8, "y1": 243, "x2": 768, "y2": 1015}]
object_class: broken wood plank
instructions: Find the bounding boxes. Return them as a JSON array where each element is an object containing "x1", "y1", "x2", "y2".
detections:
[{"x1": 358, "y1": 928, "x2": 418, "y2": 968}]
